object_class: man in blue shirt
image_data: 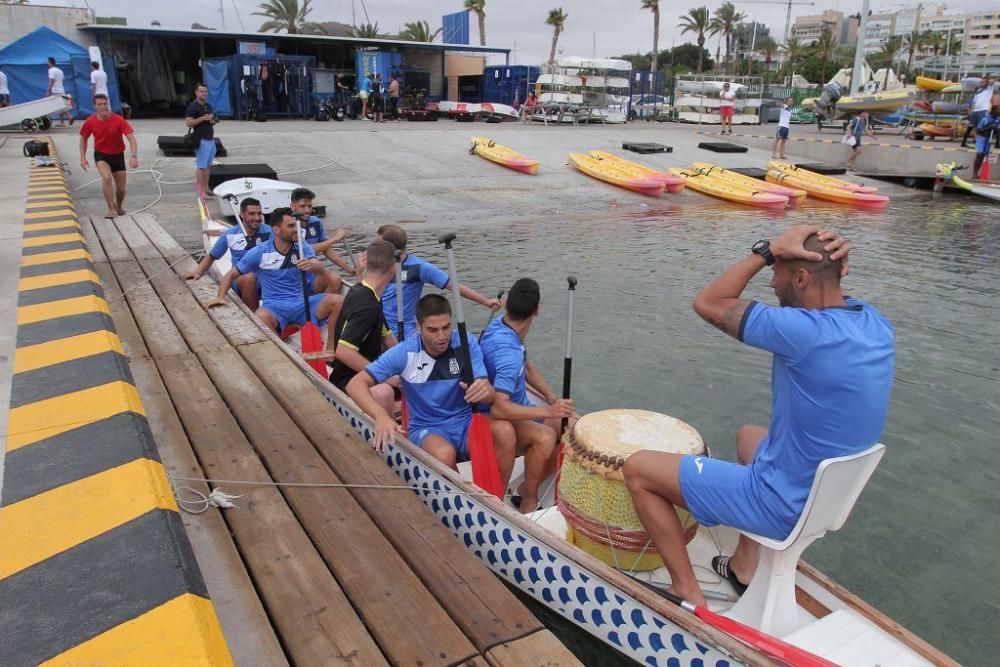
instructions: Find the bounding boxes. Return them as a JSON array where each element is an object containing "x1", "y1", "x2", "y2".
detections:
[
  {"x1": 348, "y1": 294, "x2": 497, "y2": 469},
  {"x1": 624, "y1": 226, "x2": 894, "y2": 608},
  {"x1": 289, "y1": 187, "x2": 358, "y2": 287},
  {"x1": 207, "y1": 208, "x2": 342, "y2": 339},
  {"x1": 185, "y1": 83, "x2": 217, "y2": 196},
  {"x1": 184, "y1": 197, "x2": 269, "y2": 310},
  {"x1": 377, "y1": 224, "x2": 501, "y2": 338},
  {"x1": 480, "y1": 278, "x2": 574, "y2": 512}
]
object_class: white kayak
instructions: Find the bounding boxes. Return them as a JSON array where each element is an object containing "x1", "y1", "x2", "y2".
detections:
[
  {"x1": 434, "y1": 101, "x2": 518, "y2": 118},
  {"x1": 214, "y1": 177, "x2": 301, "y2": 217}
]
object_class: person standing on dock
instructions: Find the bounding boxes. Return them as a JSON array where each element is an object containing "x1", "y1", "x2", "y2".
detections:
[
  {"x1": 845, "y1": 111, "x2": 877, "y2": 171},
  {"x1": 348, "y1": 293, "x2": 498, "y2": 466},
  {"x1": 0, "y1": 67, "x2": 11, "y2": 108},
  {"x1": 185, "y1": 83, "x2": 217, "y2": 196},
  {"x1": 46, "y1": 56, "x2": 72, "y2": 127},
  {"x1": 960, "y1": 78, "x2": 993, "y2": 149},
  {"x1": 480, "y1": 278, "x2": 574, "y2": 513},
  {"x1": 377, "y1": 224, "x2": 501, "y2": 339},
  {"x1": 771, "y1": 97, "x2": 793, "y2": 160},
  {"x1": 327, "y1": 240, "x2": 399, "y2": 414},
  {"x1": 184, "y1": 197, "x2": 269, "y2": 310},
  {"x1": 90, "y1": 61, "x2": 109, "y2": 99},
  {"x1": 289, "y1": 187, "x2": 357, "y2": 283},
  {"x1": 388, "y1": 74, "x2": 400, "y2": 121},
  {"x1": 972, "y1": 104, "x2": 1000, "y2": 179},
  {"x1": 719, "y1": 82, "x2": 735, "y2": 135},
  {"x1": 207, "y1": 207, "x2": 342, "y2": 336},
  {"x1": 623, "y1": 226, "x2": 894, "y2": 608},
  {"x1": 78, "y1": 94, "x2": 138, "y2": 219}
]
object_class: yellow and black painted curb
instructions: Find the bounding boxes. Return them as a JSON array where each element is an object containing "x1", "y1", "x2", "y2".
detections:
[
  {"x1": 700, "y1": 130, "x2": 975, "y2": 153},
  {"x1": 1, "y1": 139, "x2": 233, "y2": 666}
]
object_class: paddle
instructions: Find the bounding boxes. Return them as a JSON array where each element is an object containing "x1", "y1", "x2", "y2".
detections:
[
  {"x1": 393, "y1": 250, "x2": 410, "y2": 433},
  {"x1": 483, "y1": 289, "x2": 505, "y2": 332},
  {"x1": 649, "y1": 587, "x2": 837, "y2": 667},
  {"x1": 438, "y1": 232, "x2": 504, "y2": 499},
  {"x1": 554, "y1": 276, "x2": 577, "y2": 496},
  {"x1": 295, "y1": 221, "x2": 328, "y2": 379},
  {"x1": 223, "y1": 195, "x2": 249, "y2": 238}
]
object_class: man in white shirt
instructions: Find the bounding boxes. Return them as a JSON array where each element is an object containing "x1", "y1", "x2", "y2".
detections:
[
  {"x1": 719, "y1": 82, "x2": 736, "y2": 135},
  {"x1": 46, "y1": 56, "x2": 72, "y2": 126},
  {"x1": 0, "y1": 67, "x2": 10, "y2": 108},
  {"x1": 771, "y1": 97, "x2": 794, "y2": 159},
  {"x1": 962, "y1": 78, "x2": 994, "y2": 148},
  {"x1": 90, "y1": 61, "x2": 109, "y2": 98}
]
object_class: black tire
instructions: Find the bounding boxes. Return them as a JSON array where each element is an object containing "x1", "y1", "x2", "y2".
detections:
[
  {"x1": 39, "y1": 116, "x2": 52, "y2": 130},
  {"x1": 315, "y1": 109, "x2": 330, "y2": 121},
  {"x1": 21, "y1": 118, "x2": 39, "y2": 134}
]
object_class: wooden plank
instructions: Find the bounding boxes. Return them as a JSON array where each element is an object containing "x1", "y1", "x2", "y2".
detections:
[
  {"x1": 132, "y1": 213, "x2": 196, "y2": 267},
  {"x1": 179, "y1": 340, "x2": 480, "y2": 667},
  {"x1": 239, "y1": 341, "x2": 546, "y2": 651},
  {"x1": 797, "y1": 561, "x2": 958, "y2": 666},
  {"x1": 484, "y1": 630, "x2": 581, "y2": 667},
  {"x1": 187, "y1": 279, "x2": 270, "y2": 347},
  {"x1": 157, "y1": 353, "x2": 386, "y2": 667}
]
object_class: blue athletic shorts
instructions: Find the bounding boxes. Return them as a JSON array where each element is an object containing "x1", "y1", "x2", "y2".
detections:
[
  {"x1": 776, "y1": 126, "x2": 789, "y2": 139},
  {"x1": 410, "y1": 416, "x2": 472, "y2": 460},
  {"x1": 196, "y1": 138, "x2": 216, "y2": 169},
  {"x1": 262, "y1": 293, "x2": 327, "y2": 331},
  {"x1": 679, "y1": 455, "x2": 792, "y2": 540}
]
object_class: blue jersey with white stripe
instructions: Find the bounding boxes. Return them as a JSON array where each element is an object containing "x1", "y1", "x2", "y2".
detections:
[
  {"x1": 366, "y1": 330, "x2": 487, "y2": 431},
  {"x1": 479, "y1": 316, "x2": 529, "y2": 406},
  {"x1": 235, "y1": 238, "x2": 315, "y2": 304},
  {"x1": 209, "y1": 224, "x2": 271, "y2": 265},
  {"x1": 381, "y1": 254, "x2": 450, "y2": 337},
  {"x1": 302, "y1": 215, "x2": 327, "y2": 245}
]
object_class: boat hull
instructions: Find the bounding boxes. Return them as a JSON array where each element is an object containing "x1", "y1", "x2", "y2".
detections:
[
  {"x1": 589, "y1": 150, "x2": 685, "y2": 192},
  {"x1": 569, "y1": 152, "x2": 665, "y2": 197},
  {"x1": 214, "y1": 177, "x2": 301, "y2": 216},
  {"x1": 915, "y1": 76, "x2": 951, "y2": 92},
  {"x1": 690, "y1": 163, "x2": 806, "y2": 204},
  {"x1": 766, "y1": 170, "x2": 890, "y2": 209},
  {"x1": 669, "y1": 168, "x2": 788, "y2": 209},
  {"x1": 0, "y1": 94, "x2": 72, "y2": 129},
  {"x1": 471, "y1": 136, "x2": 539, "y2": 175},
  {"x1": 768, "y1": 161, "x2": 880, "y2": 194}
]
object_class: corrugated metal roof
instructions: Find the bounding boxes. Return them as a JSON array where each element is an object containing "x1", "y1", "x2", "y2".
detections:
[{"x1": 77, "y1": 24, "x2": 510, "y2": 54}]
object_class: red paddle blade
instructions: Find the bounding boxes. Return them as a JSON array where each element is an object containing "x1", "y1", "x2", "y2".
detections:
[
  {"x1": 468, "y1": 414, "x2": 504, "y2": 499},
  {"x1": 694, "y1": 607, "x2": 838, "y2": 667},
  {"x1": 400, "y1": 395, "x2": 410, "y2": 436},
  {"x1": 300, "y1": 322, "x2": 327, "y2": 379},
  {"x1": 279, "y1": 324, "x2": 300, "y2": 341}
]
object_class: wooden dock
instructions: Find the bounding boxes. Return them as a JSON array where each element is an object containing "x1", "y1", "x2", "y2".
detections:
[{"x1": 83, "y1": 212, "x2": 580, "y2": 667}]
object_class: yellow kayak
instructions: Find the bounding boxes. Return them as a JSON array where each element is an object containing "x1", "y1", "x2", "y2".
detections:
[
  {"x1": 766, "y1": 169, "x2": 889, "y2": 209},
  {"x1": 916, "y1": 76, "x2": 951, "y2": 92},
  {"x1": 569, "y1": 152, "x2": 665, "y2": 197},
  {"x1": 471, "y1": 136, "x2": 538, "y2": 174},
  {"x1": 941, "y1": 84, "x2": 964, "y2": 95},
  {"x1": 768, "y1": 161, "x2": 879, "y2": 194},
  {"x1": 834, "y1": 88, "x2": 915, "y2": 112},
  {"x1": 690, "y1": 162, "x2": 806, "y2": 204},
  {"x1": 588, "y1": 151, "x2": 685, "y2": 192},
  {"x1": 668, "y1": 168, "x2": 788, "y2": 209}
]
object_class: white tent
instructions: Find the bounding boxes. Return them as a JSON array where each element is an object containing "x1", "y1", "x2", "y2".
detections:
[
  {"x1": 829, "y1": 62, "x2": 874, "y2": 89},
  {"x1": 871, "y1": 68, "x2": 902, "y2": 90}
]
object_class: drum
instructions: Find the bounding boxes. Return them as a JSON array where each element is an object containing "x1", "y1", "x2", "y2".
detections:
[{"x1": 558, "y1": 409, "x2": 705, "y2": 571}]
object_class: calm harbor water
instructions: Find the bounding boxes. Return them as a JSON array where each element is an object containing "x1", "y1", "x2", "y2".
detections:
[{"x1": 390, "y1": 192, "x2": 998, "y2": 665}]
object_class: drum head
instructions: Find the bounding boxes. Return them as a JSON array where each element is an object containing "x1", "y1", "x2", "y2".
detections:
[{"x1": 573, "y1": 409, "x2": 703, "y2": 460}]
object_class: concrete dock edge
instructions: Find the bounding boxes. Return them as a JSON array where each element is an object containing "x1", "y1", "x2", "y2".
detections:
[{"x1": 0, "y1": 139, "x2": 233, "y2": 666}]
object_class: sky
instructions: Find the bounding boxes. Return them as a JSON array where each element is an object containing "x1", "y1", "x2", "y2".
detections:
[{"x1": 30, "y1": 0, "x2": 1000, "y2": 64}]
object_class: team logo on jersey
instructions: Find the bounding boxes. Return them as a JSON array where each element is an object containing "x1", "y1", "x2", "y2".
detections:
[{"x1": 449, "y1": 358, "x2": 460, "y2": 375}]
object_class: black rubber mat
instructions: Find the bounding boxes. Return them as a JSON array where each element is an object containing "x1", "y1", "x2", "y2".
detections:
[
  {"x1": 622, "y1": 142, "x2": 672, "y2": 154},
  {"x1": 697, "y1": 142, "x2": 748, "y2": 153},
  {"x1": 794, "y1": 162, "x2": 847, "y2": 175},
  {"x1": 729, "y1": 167, "x2": 768, "y2": 179}
]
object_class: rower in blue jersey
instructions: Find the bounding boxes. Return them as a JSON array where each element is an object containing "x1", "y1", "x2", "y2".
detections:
[
  {"x1": 348, "y1": 294, "x2": 500, "y2": 470},
  {"x1": 290, "y1": 187, "x2": 358, "y2": 285},
  {"x1": 208, "y1": 207, "x2": 343, "y2": 341},
  {"x1": 479, "y1": 278, "x2": 574, "y2": 513},
  {"x1": 376, "y1": 224, "x2": 501, "y2": 338},
  {"x1": 184, "y1": 197, "x2": 269, "y2": 310}
]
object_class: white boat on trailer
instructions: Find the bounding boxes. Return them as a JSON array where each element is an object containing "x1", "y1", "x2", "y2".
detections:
[
  {"x1": 0, "y1": 94, "x2": 72, "y2": 133},
  {"x1": 197, "y1": 197, "x2": 955, "y2": 667}
]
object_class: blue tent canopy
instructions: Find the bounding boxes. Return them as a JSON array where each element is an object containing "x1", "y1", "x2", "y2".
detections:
[{"x1": 0, "y1": 26, "x2": 121, "y2": 117}]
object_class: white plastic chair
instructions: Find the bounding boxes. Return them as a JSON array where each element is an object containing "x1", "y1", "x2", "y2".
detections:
[{"x1": 725, "y1": 443, "x2": 886, "y2": 637}]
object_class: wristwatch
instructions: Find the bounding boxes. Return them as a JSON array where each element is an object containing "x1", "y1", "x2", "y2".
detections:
[{"x1": 751, "y1": 239, "x2": 775, "y2": 266}]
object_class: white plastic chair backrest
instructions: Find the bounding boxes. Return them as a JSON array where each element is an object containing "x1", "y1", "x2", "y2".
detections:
[{"x1": 775, "y1": 443, "x2": 886, "y2": 550}]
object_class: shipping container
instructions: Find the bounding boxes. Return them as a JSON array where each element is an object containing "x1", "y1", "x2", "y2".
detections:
[{"x1": 482, "y1": 65, "x2": 540, "y2": 106}]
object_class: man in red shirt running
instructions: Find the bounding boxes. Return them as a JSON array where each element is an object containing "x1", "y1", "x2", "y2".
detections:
[{"x1": 79, "y1": 93, "x2": 138, "y2": 219}]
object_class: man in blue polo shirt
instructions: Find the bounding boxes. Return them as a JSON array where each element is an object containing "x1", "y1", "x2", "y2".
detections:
[
  {"x1": 347, "y1": 293, "x2": 498, "y2": 469},
  {"x1": 289, "y1": 187, "x2": 358, "y2": 285},
  {"x1": 377, "y1": 224, "x2": 500, "y2": 338},
  {"x1": 184, "y1": 197, "x2": 269, "y2": 309},
  {"x1": 207, "y1": 207, "x2": 342, "y2": 337},
  {"x1": 480, "y1": 278, "x2": 574, "y2": 513},
  {"x1": 623, "y1": 226, "x2": 894, "y2": 608}
]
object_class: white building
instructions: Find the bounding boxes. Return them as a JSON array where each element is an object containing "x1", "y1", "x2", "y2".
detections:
[
  {"x1": 964, "y1": 10, "x2": 1000, "y2": 57},
  {"x1": 864, "y1": 13, "x2": 896, "y2": 54}
]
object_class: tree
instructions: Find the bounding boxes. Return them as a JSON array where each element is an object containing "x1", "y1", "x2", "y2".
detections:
[
  {"x1": 870, "y1": 34, "x2": 903, "y2": 71},
  {"x1": 903, "y1": 30, "x2": 925, "y2": 70},
  {"x1": 781, "y1": 37, "x2": 806, "y2": 82},
  {"x1": 353, "y1": 22, "x2": 381, "y2": 38},
  {"x1": 546, "y1": 8, "x2": 568, "y2": 65},
  {"x1": 400, "y1": 20, "x2": 441, "y2": 42},
  {"x1": 254, "y1": 0, "x2": 322, "y2": 35},
  {"x1": 677, "y1": 7, "x2": 712, "y2": 74},
  {"x1": 708, "y1": 2, "x2": 745, "y2": 75},
  {"x1": 756, "y1": 36, "x2": 779, "y2": 83},
  {"x1": 813, "y1": 25, "x2": 838, "y2": 84},
  {"x1": 641, "y1": 0, "x2": 660, "y2": 74},
  {"x1": 464, "y1": 0, "x2": 486, "y2": 47},
  {"x1": 665, "y1": 43, "x2": 714, "y2": 73}
]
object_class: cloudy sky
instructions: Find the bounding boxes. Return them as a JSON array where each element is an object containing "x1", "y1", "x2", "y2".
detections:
[{"x1": 30, "y1": 0, "x2": 1000, "y2": 64}]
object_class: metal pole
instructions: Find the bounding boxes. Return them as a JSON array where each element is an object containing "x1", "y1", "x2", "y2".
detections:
[
  {"x1": 943, "y1": 26, "x2": 951, "y2": 81},
  {"x1": 850, "y1": 0, "x2": 871, "y2": 95}
]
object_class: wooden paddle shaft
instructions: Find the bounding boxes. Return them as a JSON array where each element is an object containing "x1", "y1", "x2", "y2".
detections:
[
  {"x1": 296, "y1": 220, "x2": 312, "y2": 321},
  {"x1": 394, "y1": 251, "x2": 406, "y2": 341},
  {"x1": 561, "y1": 276, "x2": 577, "y2": 434}
]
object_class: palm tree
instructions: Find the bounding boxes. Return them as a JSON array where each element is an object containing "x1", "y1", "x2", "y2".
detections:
[
  {"x1": 641, "y1": 0, "x2": 661, "y2": 74},
  {"x1": 756, "y1": 36, "x2": 779, "y2": 83},
  {"x1": 254, "y1": 0, "x2": 322, "y2": 35},
  {"x1": 400, "y1": 20, "x2": 441, "y2": 42},
  {"x1": 781, "y1": 37, "x2": 806, "y2": 83},
  {"x1": 870, "y1": 34, "x2": 903, "y2": 71},
  {"x1": 353, "y1": 22, "x2": 381, "y2": 38},
  {"x1": 814, "y1": 25, "x2": 838, "y2": 83},
  {"x1": 904, "y1": 30, "x2": 925, "y2": 70},
  {"x1": 708, "y1": 2, "x2": 745, "y2": 75},
  {"x1": 678, "y1": 7, "x2": 711, "y2": 74},
  {"x1": 546, "y1": 8, "x2": 569, "y2": 66},
  {"x1": 464, "y1": 0, "x2": 487, "y2": 47}
]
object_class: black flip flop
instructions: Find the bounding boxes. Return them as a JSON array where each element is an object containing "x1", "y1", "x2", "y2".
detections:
[{"x1": 712, "y1": 555, "x2": 748, "y2": 596}]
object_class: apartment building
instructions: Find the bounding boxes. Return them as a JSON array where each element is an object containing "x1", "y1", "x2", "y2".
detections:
[
  {"x1": 790, "y1": 10, "x2": 857, "y2": 46},
  {"x1": 964, "y1": 10, "x2": 1000, "y2": 57}
]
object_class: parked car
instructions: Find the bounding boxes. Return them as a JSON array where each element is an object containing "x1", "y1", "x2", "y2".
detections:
[{"x1": 629, "y1": 95, "x2": 670, "y2": 120}]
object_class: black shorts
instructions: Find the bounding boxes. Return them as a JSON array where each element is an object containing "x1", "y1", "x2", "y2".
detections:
[
  {"x1": 94, "y1": 150, "x2": 126, "y2": 173},
  {"x1": 371, "y1": 96, "x2": 385, "y2": 113}
]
